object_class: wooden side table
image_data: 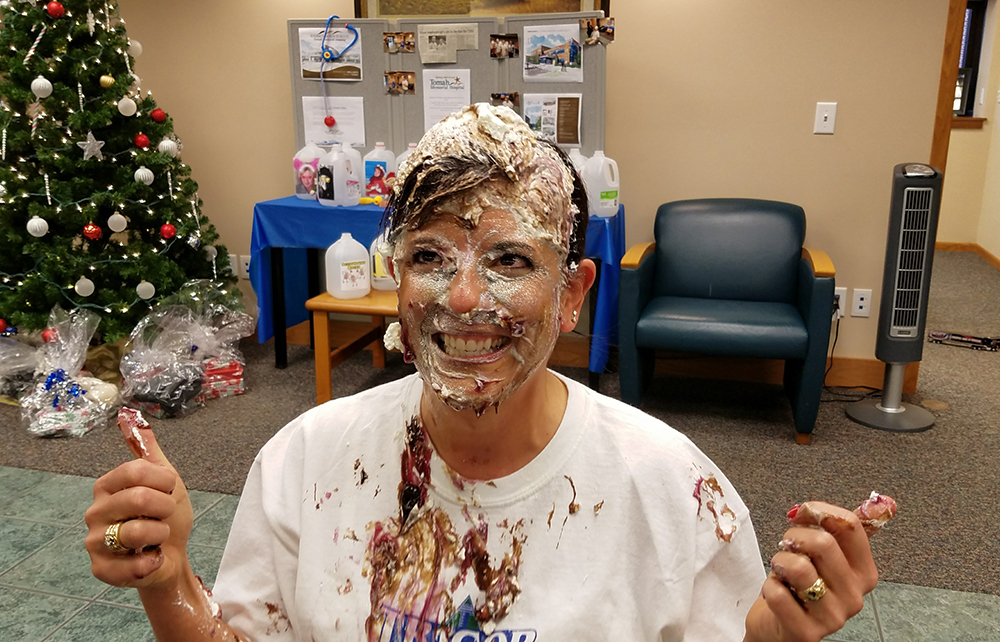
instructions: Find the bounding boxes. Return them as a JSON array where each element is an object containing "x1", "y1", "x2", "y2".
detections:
[{"x1": 305, "y1": 290, "x2": 399, "y2": 405}]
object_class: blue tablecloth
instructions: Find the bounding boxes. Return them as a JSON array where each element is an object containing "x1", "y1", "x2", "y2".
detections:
[{"x1": 250, "y1": 196, "x2": 624, "y2": 372}]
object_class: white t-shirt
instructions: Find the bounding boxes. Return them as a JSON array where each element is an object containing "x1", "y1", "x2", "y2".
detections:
[{"x1": 213, "y1": 372, "x2": 765, "y2": 641}]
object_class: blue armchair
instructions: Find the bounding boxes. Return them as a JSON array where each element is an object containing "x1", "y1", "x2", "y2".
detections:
[{"x1": 618, "y1": 199, "x2": 836, "y2": 443}]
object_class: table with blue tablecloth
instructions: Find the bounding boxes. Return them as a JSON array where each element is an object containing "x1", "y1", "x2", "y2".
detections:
[{"x1": 250, "y1": 196, "x2": 624, "y2": 377}]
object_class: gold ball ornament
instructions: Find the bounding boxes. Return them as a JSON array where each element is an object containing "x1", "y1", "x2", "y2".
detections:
[{"x1": 99, "y1": 75, "x2": 115, "y2": 88}]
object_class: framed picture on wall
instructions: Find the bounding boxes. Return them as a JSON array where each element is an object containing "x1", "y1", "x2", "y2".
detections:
[{"x1": 355, "y1": 0, "x2": 608, "y2": 19}]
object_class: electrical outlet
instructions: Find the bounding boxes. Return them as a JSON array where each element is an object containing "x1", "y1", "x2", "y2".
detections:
[
  {"x1": 851, "y1": 288, "x2": 872, "y2": 318},
  {"x1": 834, "y1": 287, "x2": 847, "y2": 320},
  {"x1": 228, "y1": 253, "x2": 239, "y2": 277},
  {"x1": 239, "y1": 255, "x2": 251, "y2": 280}
]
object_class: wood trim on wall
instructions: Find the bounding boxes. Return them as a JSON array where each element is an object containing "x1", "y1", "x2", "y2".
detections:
[
  {"x1": 936, "y1": 241, "x2": 1000, "y2": 271},
  {"x1": 931, "y1": 0, "x2": 969, "y2": 174},
  {"x1": 952, "y1": 117, "x2": 986, "y2": 129}
]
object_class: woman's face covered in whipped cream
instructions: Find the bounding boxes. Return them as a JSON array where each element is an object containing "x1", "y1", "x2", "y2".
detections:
[{"x1": 386, "y1": 104, "x2": 585, "y2": 414}]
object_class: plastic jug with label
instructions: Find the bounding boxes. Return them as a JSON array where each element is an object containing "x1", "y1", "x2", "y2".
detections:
[
  {"x1": 567, "y1": 148, "x2": 588, "y2": 179},
  {"x1": 370, "y1": 230, "x2": 396, "y2": 291},
  {"x1": 363, "y1": 143, "x2": 397, "y2": 199},
  {"x1": 293, "y1": 142, "x2": 324, "y2": 199},
  {"x1": 316, "y1": 144, "x2": 341, "y2": 207},
  {"x1": 582, "y1": 151, "x2": 620, "y2": 217},
  {"x1": 396, "y1": 143, "x2": 419, "y2": 170},
  {"x1": 325, "y1": 233, "x2": 371, "y2": 299}
]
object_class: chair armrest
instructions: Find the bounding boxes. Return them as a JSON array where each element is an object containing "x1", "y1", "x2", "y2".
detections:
[
  {"x1": 622, "y1": 242, "x2": 656, "y2": 269},
  {"x1": 801, "y1": 247, "x2": 835, "y2": 278}
]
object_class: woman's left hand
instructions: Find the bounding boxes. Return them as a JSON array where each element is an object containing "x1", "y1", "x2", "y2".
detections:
[{"x1": 744, "y1": 501, "x2": 879, "y2": 642}]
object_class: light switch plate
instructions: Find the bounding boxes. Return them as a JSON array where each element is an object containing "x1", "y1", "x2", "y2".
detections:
[{"x1": 814, "y1": 102, "x2": 837, "y2": 134}]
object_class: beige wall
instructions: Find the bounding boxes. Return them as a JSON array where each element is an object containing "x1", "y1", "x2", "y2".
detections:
[
  {"x1": 977, "y1": 2, "x2": 1000, "y2": 260},
  {"x1": 120, "y1": 0, "x2": 948, "y2": 363}
]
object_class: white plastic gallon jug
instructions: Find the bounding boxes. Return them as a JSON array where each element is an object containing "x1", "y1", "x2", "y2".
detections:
[
  {"x1": 326, "y1": 233, "x2": 371, "y2": 299},
  {"x1": 293, "y1": 142, "x2": 324, "y2": 199},
  {"x1": 582, "y1": 151, "x2": 620, "y2": 217},
  {"x1": 370, "y1": 230, "x2": 396, "y2": 291},
  {"x1": 396, "y1": 143, "x2": 418, "y2": 170},
  {"x1": 340, "y1": 145, "x2": 363, "y2": 206},
  {"x1": 316, "y1": 144, "x2": 341, "y2": 207},
  {"x1": 363, "y1": 143, "x2": 397, "y2": 199},
  {"x1": 568, "y1": 148, "x2": 588, "y2": 178}
]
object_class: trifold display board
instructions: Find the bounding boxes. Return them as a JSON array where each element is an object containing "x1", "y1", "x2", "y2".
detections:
[{"x1": 287, "y1": 11, "x2": 606, "y2": 159}]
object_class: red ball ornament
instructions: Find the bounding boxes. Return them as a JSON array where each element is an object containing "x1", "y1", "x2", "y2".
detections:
[
  {"x1": 324, "y1": 115, "x2": 336, "y2": 127},
  {"x1": 160, "y1": 223, "x2": 176, "y2": 239},
  {"x1": 151, "y1": 108, "x2": 166, "y2": 123},
  {"x1": 134, "y1": 133, "x2": 150, "y2": 148},
  {"x1": 42, "y1": 328, "x2": 58, "y2": 343},
  {"x1": 83, "y1": 222, "x2": 102, "y2": 241},
  {"x1": 45, "y1": 1, "x2": 64, "y2": 18},
  {"x1": 0, "y1": 319, "x2": 6, "y2": 333}
]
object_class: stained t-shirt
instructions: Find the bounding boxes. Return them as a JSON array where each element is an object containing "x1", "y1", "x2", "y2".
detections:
[{"x1": 212, "y1": 372, "x2": 766, "y2": 641}]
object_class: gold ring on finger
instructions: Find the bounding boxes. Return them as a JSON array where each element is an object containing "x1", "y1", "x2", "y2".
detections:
[
  {"x1": 797, "y1": 576, "x2": 828, "y2": 602},
  {"x1": 104, "y1": 521, "x2": 131, "y2": 554}
]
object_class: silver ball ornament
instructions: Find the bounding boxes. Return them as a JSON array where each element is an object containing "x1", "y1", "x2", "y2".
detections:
[
  {"x1": 157, "y1": 139, "x2": 179, "y2": 157},
  {"x1": 134, "y1": 166, "x2": 154, "y2": 185},
  {"x1": 128, "y1": 40, "x2": 143, "y2": 57},
  {"x1": 136, "y1": 280, "x2": 155, "y2": 300},
  {"x1": 27, "y1": 216, "x2": 49, "y2": 237},
  {"x1": 204, "y1": 246, "x2": 218, "y2": 260},
  {"x1": 117, "y1": 97, "x2": 137, "y2": 116},
  {"x1": 186, "y1": 236, "x2": 200, "y2": 249},
  {"x1": 107, "y1": 212, "x2": 128, "y2": 232},
  {"x1": 74, "y1": 277, "x2": 95, "y2": 297},
  {"x1": 31, "y1": 76, "x2": 53, "y2": 99}
]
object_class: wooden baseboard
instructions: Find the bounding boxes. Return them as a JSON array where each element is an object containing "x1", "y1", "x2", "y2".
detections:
[
  {"x1": 936, "y1": 241, "x2": 1000, "y2": 272},
  {"x1": 653, "y1": 353, "x2": 917, "y2": 393},
  {"x1": 290, "y1": 322, "x2": 916, "y2": 392}
]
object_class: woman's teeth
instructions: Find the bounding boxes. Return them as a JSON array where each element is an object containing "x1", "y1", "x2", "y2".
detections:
[{"x1": 440, "y1": 334, "x2": 508, "y2": 357}]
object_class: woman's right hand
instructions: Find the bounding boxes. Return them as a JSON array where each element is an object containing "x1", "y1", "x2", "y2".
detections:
[{"x1": 84, "y1": 418, "x2": 194, "y2": 590}]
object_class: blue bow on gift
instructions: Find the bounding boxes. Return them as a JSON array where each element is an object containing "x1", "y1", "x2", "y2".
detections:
[{"x1": 43, "y1": 369, "x2": 87, "y2": 410}]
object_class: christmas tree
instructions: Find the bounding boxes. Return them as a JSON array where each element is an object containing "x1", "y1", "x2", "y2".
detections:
[{"x1": 0, "y1": 0, "x2": 239, "y2": 343}]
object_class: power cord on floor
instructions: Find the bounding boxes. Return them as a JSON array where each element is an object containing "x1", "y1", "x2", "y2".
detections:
[{"x1": 821, "y1": 299, "x2": 880, "y2": 403}]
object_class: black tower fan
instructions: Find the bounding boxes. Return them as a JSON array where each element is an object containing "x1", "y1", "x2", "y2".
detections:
[{"x1": 846, "y1": 163, "x2": 942, "y2": 432}]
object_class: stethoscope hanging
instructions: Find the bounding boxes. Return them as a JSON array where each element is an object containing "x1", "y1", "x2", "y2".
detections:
[{"x1": 320, "y1": 16, "x2": 359, "y2": 129}]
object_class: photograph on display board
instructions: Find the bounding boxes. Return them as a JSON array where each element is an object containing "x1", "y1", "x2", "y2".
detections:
[
  {"x1": 523, "y1": 24, "x2": 583, "y2": 83},
  {"x1": 490, "y1": 91, "x2": 520, "y2": 109},
  {"x1": 298, "y1": 27, "x2": 363, "y2": 80},
  {"x1": 384, "y1": 71, "x2": 416, "y2": 94},
  {"x1": 581, "y1": 17, "x2": 615, "y2": 45},
  {"x1": 369, "y1": 0, "x2": 598, "y2": 17},
  {"x1": 490, "y1": 34, "x2": 520, "y2": 58},
  {"x1": 522, "y1": 94, "x2": 581, "y2": 145},
  {"x1": 383, "y1": 31, "x2": 415, "y2": 53}
]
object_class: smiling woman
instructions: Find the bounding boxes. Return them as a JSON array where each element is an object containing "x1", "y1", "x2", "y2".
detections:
[{"x1": 86, "y1": 103, "x2": 886, "y2": 642}]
